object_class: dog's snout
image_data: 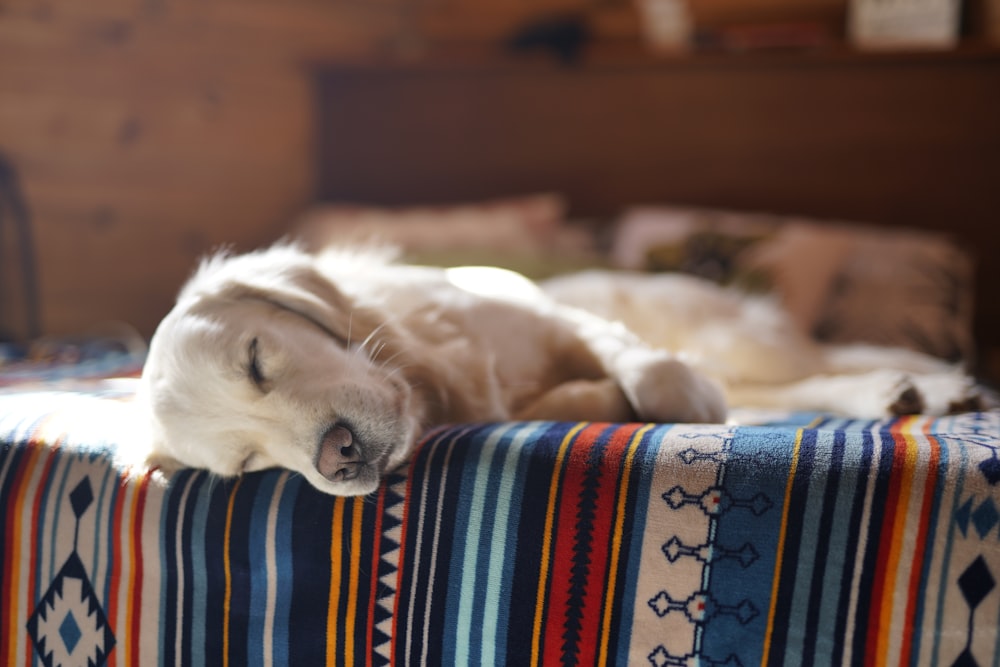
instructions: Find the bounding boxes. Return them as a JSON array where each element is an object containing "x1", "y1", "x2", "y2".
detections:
[{"x1": 316, "y1": 424, "x2": 365, "y2": 482}]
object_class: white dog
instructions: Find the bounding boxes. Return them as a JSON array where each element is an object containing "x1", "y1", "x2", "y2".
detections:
[
  {"x1": 141, "y1": 245, "x2": 987, "y2": 496},
  {"x1": 140, "y1": 244, "x2": 726, "y2": 496},
  {"x1": 542, "y1": 270, "x2": 986, "y2": 419}
]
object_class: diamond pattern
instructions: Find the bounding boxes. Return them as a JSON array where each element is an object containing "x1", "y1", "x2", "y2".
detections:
[
  {"x1": 958, "y1": 556, "x2": 995, "y2": 609},
  {"x1": 971, "y1": 499, "x2": 999, "y2": 539},
  {"x1": 979, "y1": 457, "x2": 1000, "y2": 486},
  {"x1": 27, "y1": 553, "x2": 115, "y2": 667},
  {"x1": 69, "y1": 478, "x2": 93, "y2": 519}
]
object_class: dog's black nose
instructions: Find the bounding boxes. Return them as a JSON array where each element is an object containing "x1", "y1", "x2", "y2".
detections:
[{"x1": 317, "y1": 424, "x2": 364, "y2": 482}]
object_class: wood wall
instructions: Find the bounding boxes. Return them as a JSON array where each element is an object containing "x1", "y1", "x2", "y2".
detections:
[
  {"x1": 0, "y1": 0, "x2": 996, "y2": 342},
  {"x1": 0, "y1": 0, "x2": 607, "y2": 341}
]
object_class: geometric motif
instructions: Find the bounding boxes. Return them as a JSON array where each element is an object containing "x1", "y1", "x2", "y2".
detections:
[
  {"x1": 647, "y1": 646, "x2": 744, "y2": 667},
  {"x1": 952, "y1": 556, "x2": 996, "y2": 667},
  {"x1": 661, "y1": 536, "x2": 759, "y2": 568},
  {"x1": 646, "y1": 590, "x2": 759, "y2": 625},
  {"x1": 955, "y1": 497, "x2": 1000, "y2": 540},
  {"x1": 662, "y1": 485, "x2": 773, "y2": 517},
  {"x1": 26, "y1": 478, "x2": 115, "y2": 667}
]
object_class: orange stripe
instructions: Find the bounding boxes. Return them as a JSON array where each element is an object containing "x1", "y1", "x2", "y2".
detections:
[
  {"x1": 598, "y1": 423, "x2": 651, "y2": 666},
  {"x1": 760, "y1": 428, "x2": 805, "y2": 666},
  {"x1": 530, "y1": 422, "x2": 586, "y2": 666},
  {"x1": 345, "y1": 499, "x2": 364, "y2": 665},
  {"x1": 223, "y1": 478, "x2": 243, "y2": 667},
  {"x1": 326, "y1": 497, "x2": 346, "y2": 666},
  {"x1": 899, "y1": 419, "x2": 939, "y2": 665},
  {"x1": 4, "y1": 442, "x2": 43, "y2": 667},
  {"x1": 875, "y1": 418, "x2": 918, "y2": 665}
]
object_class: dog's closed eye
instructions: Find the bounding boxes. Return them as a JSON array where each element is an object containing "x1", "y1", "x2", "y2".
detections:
[{"x1": 247, "y1": 338, "x2": 270, "y2": 392}]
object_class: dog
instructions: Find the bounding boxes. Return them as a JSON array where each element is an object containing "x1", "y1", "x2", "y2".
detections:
[
  {"x1": 541, "y1": 270, "x2": 987, "y2": 419},
  {"x1": 141, "y1": 244, "x2": 988, "y2": 496},
  {"x1": 140, "y1": 244, "x2": 727, "y2": 496}
]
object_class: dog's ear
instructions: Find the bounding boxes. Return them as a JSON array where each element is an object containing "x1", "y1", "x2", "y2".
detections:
[{"x1": 185, "y1": 249, "x2": 383, "y2": 345}]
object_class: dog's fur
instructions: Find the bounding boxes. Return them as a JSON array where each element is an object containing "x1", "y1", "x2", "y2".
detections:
[
  {"x1": 140, "y1": 244, "x2": 986, "y2": 496},
  {"x1": 140, "y1": 244, "x2": 726, "y2": 495}
]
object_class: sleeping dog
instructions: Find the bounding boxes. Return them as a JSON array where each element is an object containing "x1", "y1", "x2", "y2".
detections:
[
  {"x1": 139, "y1": 244, "x2": 726, "y2": 496},
  {"x1": 140, "y1": 244, "x2": 985, "y2": 496}
]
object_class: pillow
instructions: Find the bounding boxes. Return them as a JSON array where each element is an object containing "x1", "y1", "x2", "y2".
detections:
[
  {"x1": 290, "y1": 193, "x2": 603, "y2": 278},
  {"x1": 611, "y1": 206, "x2": 975, "y2": 363}
]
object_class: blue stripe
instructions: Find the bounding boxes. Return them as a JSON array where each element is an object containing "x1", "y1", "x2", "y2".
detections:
[
  {"x1": 48, "y1": 450, "x2": 71, "y2": 586},
  {"x1": 247, "y1": 472, "x2": 280, "y2": 667},
  {"x1": 189, "y1": 475, "x2": 214, "y2": 666},
  {"x1": 449, "y1": 423, "x2": 513, "y2": 665},
  {"x1": 908, "y1": 423, "x2": 947, "y2": 666},
  {"x1": 271, "y1": 474, "x2": 299, "y2": 665},
  {"x1": 929, "y1": 416, "x2": 969, "y2": 665},
  {"x1": 811, "y1": 428, "x2": 862, "y2": 666}
]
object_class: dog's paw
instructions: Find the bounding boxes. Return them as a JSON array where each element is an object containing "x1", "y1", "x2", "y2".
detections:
[
  {"x1": 615, "y1": 350, "x2": 727, "y2": 423},
  {"x1": 888, "y1": 377, "x2": 925, "y2": 416},
  {"x1": 912, "y1": 372, "x2": 992, "y2": 416}
]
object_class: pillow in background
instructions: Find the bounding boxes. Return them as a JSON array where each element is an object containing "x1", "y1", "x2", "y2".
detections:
[
  {"x1": 291, "y1": 193, "x2": 602, "y2": 278},
  {"x1": 612, "y1": 206, "x2": 975, "y2": 364}
]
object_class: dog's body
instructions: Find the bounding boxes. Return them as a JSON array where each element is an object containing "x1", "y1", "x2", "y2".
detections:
[
  {"x1": 541, "y1": 270, "x2": 984, "y2": 418},
  {"x1": 140, "y1": 244, "x2": 725, "y2": 495},
  {"x1": 141, "y1": 244, "x2": 985, "y2": 496}
]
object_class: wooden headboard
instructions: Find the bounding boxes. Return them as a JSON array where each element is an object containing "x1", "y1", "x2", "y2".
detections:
[{"x1": 311, "y1": 51, "x2": 1000, "y2": 373}]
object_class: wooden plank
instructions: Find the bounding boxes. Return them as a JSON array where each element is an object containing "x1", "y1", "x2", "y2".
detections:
[
  {"x1": 312, "y1": 56, "x2": 1000, "y2": 359},
  {"x1": 0, "y1": 91, "x2": 310, "y2": 166}
]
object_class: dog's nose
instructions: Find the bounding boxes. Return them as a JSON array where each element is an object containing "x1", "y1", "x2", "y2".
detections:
[{"x1": 317, "y1": 424, "x2": 364, "y2": 482}]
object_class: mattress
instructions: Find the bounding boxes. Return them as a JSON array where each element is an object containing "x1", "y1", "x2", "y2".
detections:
[{"x1": 1, "y1": 381, "x2": 998, "y2": 666}]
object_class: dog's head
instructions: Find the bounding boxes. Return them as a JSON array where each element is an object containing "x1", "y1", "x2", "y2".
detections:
[{"x1": 139, "y1": 246, "x2": 424, "y2": 496}]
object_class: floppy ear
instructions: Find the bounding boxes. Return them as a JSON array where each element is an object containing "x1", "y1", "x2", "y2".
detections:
[{"x1": 183, "y1": 247, "x2": 384, "y2": 346}]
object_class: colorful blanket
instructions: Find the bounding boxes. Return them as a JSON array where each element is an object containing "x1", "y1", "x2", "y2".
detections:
[{"x1": 1, "y1": 386, "x2": 998, "y2": 666}]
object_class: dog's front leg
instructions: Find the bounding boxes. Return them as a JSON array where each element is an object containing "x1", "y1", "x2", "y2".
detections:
[{"x1": 559, "y1": 306, "x2": 727, "y2": 424}]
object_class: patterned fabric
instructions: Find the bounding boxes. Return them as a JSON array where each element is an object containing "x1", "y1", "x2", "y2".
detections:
[{"x1": 1, "y1": 390, "x2": 999, "y2": 666}]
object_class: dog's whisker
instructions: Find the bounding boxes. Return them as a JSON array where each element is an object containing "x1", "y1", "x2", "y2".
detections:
[
  {"x1": 357, "y1": 322, "x2": 389, "y2": 358},
  {"x1": 375, "y1": 346, "x2": 408, "y2": 372}
]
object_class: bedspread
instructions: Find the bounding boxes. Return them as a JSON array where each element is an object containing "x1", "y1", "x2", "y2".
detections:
[{"x1": 1, "y1": 387, "x2": 999, "y2": 666}]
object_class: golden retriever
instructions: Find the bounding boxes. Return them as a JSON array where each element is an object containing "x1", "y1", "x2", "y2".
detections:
[
  {"x1": 141, "y1": 244, "x2": 987, "y2": 496},
  {"x1": 140, "y1": 244, "x2": 726, "y2": 495}
]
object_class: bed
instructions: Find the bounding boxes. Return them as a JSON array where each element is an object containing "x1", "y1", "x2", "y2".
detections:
[{"x1": 3, "y1": 57, "x2": 1000, "y2": 666}]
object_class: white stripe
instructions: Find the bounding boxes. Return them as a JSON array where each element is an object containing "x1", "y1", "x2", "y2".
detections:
[
  {"x1": 173, "y1": 475, "x2": 196, "y2": 667},
  {"x1": 263, "y1": 472, "x2": 289, "y2": 667},
  {"x1": 841, "y1": 422, "x2": 884, "y2": 667}
]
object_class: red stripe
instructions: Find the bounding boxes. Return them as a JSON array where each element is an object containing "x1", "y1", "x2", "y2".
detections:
[
  {"x1": 129, "y1": 471, "x2": 152, "y2": 664},
  {"x1": 106, "y1": 477, "x2": 127, "y2": 667},
  {"x1": 365, "y1": 484, "x2": 386, "y2": 666},
  {"x1": 898, "y1": 422, "x2": 940, "y2": 665},
  {"x1": 577, "y1": 425, "x2": 638, "y2": 655},
  {"x1": 864, "y1": 423, "x2": 907, "y2": 665},
  {"x1": 542, "y1": 424, "x2": 610, "y2": 665},
  {"x1": 2, "y1": 440, "x2": 42, "y2": 666}
]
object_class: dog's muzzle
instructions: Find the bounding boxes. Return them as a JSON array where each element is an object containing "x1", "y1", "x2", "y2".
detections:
[{"x1": 316, "y1": 424, "x2": 364, "y2": 481}]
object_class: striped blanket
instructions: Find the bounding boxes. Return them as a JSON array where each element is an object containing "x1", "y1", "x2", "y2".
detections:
[{"x1": 1, "y1": 387, "x2": 998, "y2": 666}]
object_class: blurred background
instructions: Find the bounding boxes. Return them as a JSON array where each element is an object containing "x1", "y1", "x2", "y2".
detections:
[{"x1": 0, "y1": 0, "x2": 998, "y2": 376}]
